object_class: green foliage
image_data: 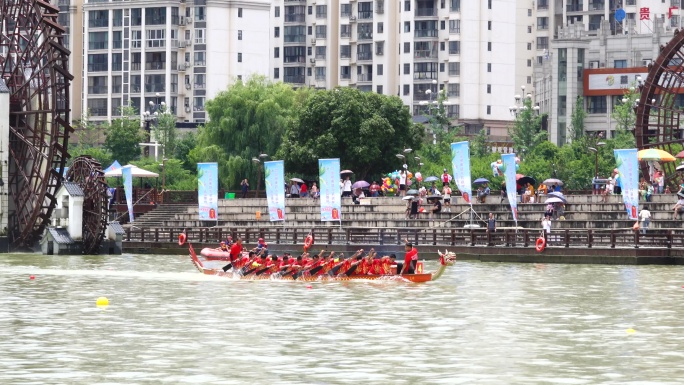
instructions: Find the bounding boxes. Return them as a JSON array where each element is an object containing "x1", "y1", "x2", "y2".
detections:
[
  {"x1": 470, "y1": 128, "x2": 488, "y2": 158},
  {"x1": 193, "y1": 75, "x2": 308, "y2": 188},
  {"x1": 279, "y1": 87, "x2": 424, "y2": 181},
  {"x1": 173, "y1": 131, "x2": 197, "y2": 172},
  {"x1": 133, "y1": 157, "x2": 196, "y2": 190},
  {"x1": 611, "y1": 86, "x2": 639, "y2": 132},
  {"x1": 103, "y1": 105, "x2": 146, "y2": 165},
  {"x1": 569, "y1": 96, "x2": 587, "y2": 142},
  {"x1": 509, "y1": 97, "x2": 547, "y2": 153},
  {"x1": 152, "y1": 105, "x2": 178, "y2": 158}
]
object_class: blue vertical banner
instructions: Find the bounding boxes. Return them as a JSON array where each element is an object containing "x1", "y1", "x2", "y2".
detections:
[
  {"x1": 264, "y1": 160, "x2": 286, "y2": 221},
  {"x1": 502, "y1": 153, "x2": 519, "y2": 224},
  {"x1": 197, "y1": 162, "x2": 219, "y2": 221},
  {"x1": 614, "y1": 148, "x2": 639, "y2": 220},
  {"x1": 319, "y1": 158, "x2": 341, "y2": 222},
  {"x1": 122, "y1": 165, "x2": 134, "y2": 222},
  {"x1": 450, "y1": 141, "x2": 472, "y2": 205}
]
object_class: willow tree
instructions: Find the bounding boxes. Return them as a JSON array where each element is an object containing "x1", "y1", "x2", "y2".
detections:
[
  {"x1": 279, "y1": 87, "x2": 424, "y2": 180},
  {"x1": 190, "y1": 75, "x2": 309, "y2": 188}
]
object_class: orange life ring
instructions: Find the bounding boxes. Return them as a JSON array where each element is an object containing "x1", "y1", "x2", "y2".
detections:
[
  {"x1": 304, "y1": 234, "x2": 314, "y2": 249},
  {"x1": 535, "y1": 237, "x2": 546, "y2": 252},
  {"x1": 178, "y1": 232, "x2": 187, "y2": 246}
]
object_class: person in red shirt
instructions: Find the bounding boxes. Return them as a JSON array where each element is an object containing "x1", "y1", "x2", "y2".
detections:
[
  {"x1": 368, "y1": 255, "x2": 384, "y2": 275},
  {"x1": 221, "y1": 238, "x2": 243, "y2": 272},
  {"x1": 369, "y1": 181, "x2": 381, "y2": 197},
  {"x1": 400, "y1": 242, "x2": 418, "y2": 274}
]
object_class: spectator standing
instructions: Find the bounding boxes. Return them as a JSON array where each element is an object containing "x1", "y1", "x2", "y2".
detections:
[
  {"x1": 299, "y1": 182, "x2": 308, "y2": 198},
  {"x1": 613, "y1": 169, "x2": 622, "y2": 195},
  {"x1": 541, "y1": 215, "x2": 552, "y2": 242},
  {"x1": 399, "y1": 167, "x2": 408, "y2": 197},
  {"x1": 657, "y1": 169, "x2": 665, "y2": 194},
  {"x1": 441, "y1": 169, "x2": 452, "y2": 187},
  {"x1": 487, "y1": 213, "x2": 496, "y2": 233},
  {"x1": 442, "y1": 185, "x2": 452, "y2": 212},
  {"x1": 240, "y1": 179, "x2": 249, "y2": 198},
  {"x1": 310, "y1": 182, "x2": 319, "y2": 199},
  {"x1": 639, "y1": 206, "x2": 651, "y2": 234},
  {"x1": 342, "y1": 176, "x2": 352, "y2": 197},
  {"x1": 289, "y1": 181, "x2": 300, "y2": 198}
]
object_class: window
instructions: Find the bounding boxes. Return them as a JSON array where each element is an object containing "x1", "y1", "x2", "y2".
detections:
[
  {"x1": 441, "y1": 20, "x2": 446, "y2": 30},
  {"x1": 405, "y1": 0, "x2": 411, "y2": 12},
  {"x1": 308, "y1": 26, "x2": 312, "y2": 35},
  {"x1": 89, "y1": 10, "x2": 108, "y2": 28},
  {"x1": 537, "y1": 17, "x2": 549, "y2": 30},
  {"x1": 358, "y1": 23, "x2": 373, "y2": 40},
  {"x1": 614, "y1": 60, "x2": 627, "y2": 68},
  {"x1": 376, "y1": 41, "x2": 384, "y2": 55},
  {"x1": 275, "y1": 6, "x2": 280, "y2": 17},
  {"x1": 88, "y1": 32, "x2": 108, "y2": 50},
  {"x1": 487, "y1": 63, "x2": 491, "y2": 72},
  {"x1": 448, "y1": 83, "x2": 460, "y2": 97},
  {"x1": 87, "y1": 98, "x2": 108, "y2": 116},
  {"x1": 307, "y1": 47, "x2": 312, "y2": 56},
  {"x1": 274, "y1": 27, "x2": 280, "y2": 38},
  {"x1": 527, "y1": 76, "x2": 532, "y2": 84},
  {"x1": 528, "y1": 26, "x2": 532, "y2": 33},
  {"x1": 194, "y1": 29, "x2": 206, "y2": 44},
  {"x1": 316, "y1": 5, "x2": 327, "y2": 18},
  {"x1": 440, "y1": 63, "x2": 445, "y2": 72},
  {"x1": 440, "y1": 42, "x2": 445, "y2": 51},
  {"x1": 488, "y1": 0, "x2": 492, "y2": 10},
  {"x1": 528, "y1": 9, "x2": 532, "y2": 16},
  {"x1": 145, "y1": 7, "x2": 166, "y2": 25},
  {"x1": 414, "y1": 62, "x2": 438, "y2": 79},
  {"x1": 274, "y1": 68, "x2": 280, "y2": 79},
  {"x1": 274, "y1": 47, "x2": 280, "y2": 58},
  {"x1": 111, "y1": 53, "x2": 122, "y2": 71},
  {"x1": 449, "y1": 20, "x2": 460, "y2": 33},
  {"x1": 527, "y1": 42, "x2": 532, "y2": 50},
  {"x1": 377, "y1": 64, "x2": 383, "y2": 75},
  {"x1": 88, "y1": 76, "x2": 108, "y2": 94},
  {"x1": 315, "y1": 25, "x2": 327, "y2": 38},
  {"x1": 488, "y1": 20, "x2": 491, "y2": 30},
  {"x1": 377, "y1": 22, "x2": 384, "y2": 34},
  {"x1": 238, "y1": 30, "x2": 242, "y2": 40},
  {"x1": 131, "y1": 8, "x2": 142, "y2": 26},
  {"x1": 341, "y1": 4, "x2": 351, "y2": 17},
  {"x1": 341, "y1": 24, "x2": 351, "y2": 37},
  {"x1": 315, "y1": 67, "x2": 326, "y2": 80},
  {"x1": 404, "y1": 22, "x2": 411, "y2": 33},
  {"x1": 536, "y1": 37, "x2": 549, "y2": 50},
  {"x1": 146, "y1": 29, "x2": 166, "y2": 48},
  {"x1": 403, "y1": 63, "x2": 410, "y2": 74},
  {"x1": 587, "y1": 96, "x2": 607, "y2": 114},
  {"x1": 237, "y1": 53, "x2": 242, "y2": 62},
  {"x1": 194, "y1": 51, "x2": 206, "y2": 65},
  {"x1": 404, "y1": 42, "x2": 410, "y2": 53},
  {"x1": 449, "y1": 41, "x2": 460, "y2": 55},
  {"x1": 486, "y1": 84, "x2": 491, "y2": 93},
  {"x1": 315, "y1": 46, "x2": 326, "y2": 59},
  {"x1": 487, "y1": 105, "x2": 491, "y2": 114},
  {"x1": 377, "y1": 85, "x2": 383, "y2": 94},
  {"x1": 403, "y1": 84, "x2": 410, "y2": 95},
  {"x1": 194, "y1": 6, "x2": 206, "y2": 21},
  {"x1": 527, "y1": 59, "x2": 532, "y2": 67},
  {"x1": 340, "y1": 45, "x2": 351, "y2": 58},
  {"x1": 194, "y1": 74, "x2": 206, "y2": 89},
  {"x1": 238, "y1": 8, "x2": 242, "y2": 17},
  {"x1": 308, "y1": 6, "x2": 312, "y2": 15},
  {"x1": 449, "y1": 62, "x2": 460, "y2": 76},
  {"x1": 487, "y1": 42, "x2": 491, "y2": 51},
  {"x1": 87, "y1": 54, "x2": 108, "y2": 72},
  {"x1": 451, "y1": 0, "x2": 460, "y2": 12},
  {"x1": 284, "y1": 26, "x2": 305, "y2": 42},
  {"x1": 194, "y1": 97, "x2": 205, "y2": 111}
]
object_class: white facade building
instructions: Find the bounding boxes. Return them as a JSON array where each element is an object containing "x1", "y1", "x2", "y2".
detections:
[{"x1": 81, "y1": 0, "x2": 270, "y2": 124}]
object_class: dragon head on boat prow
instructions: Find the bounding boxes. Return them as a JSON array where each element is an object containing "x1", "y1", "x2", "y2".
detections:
[{"x1": 438, "y1": 250, "x2": 457, "y2": 266}]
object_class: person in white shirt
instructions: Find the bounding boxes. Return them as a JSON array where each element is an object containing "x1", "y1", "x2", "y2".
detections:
[
  {"x1": 442, "y1": 185, "x2": 452, "y2": 212},
  {"x1": 342, "y1": 176, "x2": 352, "y2": 197},
  {"x1": 673, "y1": 198, "x2": 684, "y2": 219},
  {"x1": 639, "y1": 206, "x2": 651, "y2": 234},
  {"x1": 399, "y1": 166, "x2": 408, "y2": 197},
  {"x1": 541, "y1": 215, "x2": 552, "y2": 242}
]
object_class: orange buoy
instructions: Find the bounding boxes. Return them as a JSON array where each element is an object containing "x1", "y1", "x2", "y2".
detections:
[{"x1": 535, "y1": 237, "x2": 546, "y2": 252}]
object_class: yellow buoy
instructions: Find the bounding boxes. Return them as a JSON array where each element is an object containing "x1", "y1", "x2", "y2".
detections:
[
  {"x1": 96, "y1": 297, "x2": 109, "y2": 307},
  {"x1": 626, "y1": 328, "x2": 635, "y2": 334}
]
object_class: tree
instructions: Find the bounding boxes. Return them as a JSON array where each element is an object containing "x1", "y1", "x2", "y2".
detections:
[
  {"x1": 569, "y1": 96, "x2": 587, "y2": 142},
  {"x1": 103, "y1": 105, "x2": 146, "y2": 165},
  {"x1": 612, "y1": 85, "x2": 639, "y2": 132},
  {"x1": 509, "y1": 97, "x2": 547, "y2": 155},
  {"x1": 173, "y1": 131, "x2": 197, "y2": 172},
  {"x1": 470, "y1": 128, "x2": 489, "y2": 158},
  {"x1": 279, "y1": 87, "x2": 424, "y2": 180},
  {"x1": 152, "y1": 105, "x2": 178, "y2": 158},
  {"x1": 191, "y1": 75, "x2": 308, "y2": 189},
  {"x1": 68, "y1": 109, "x2": 112, "y2": 167}
]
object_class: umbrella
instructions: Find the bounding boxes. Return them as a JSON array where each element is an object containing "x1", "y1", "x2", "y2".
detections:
[
  {"x1": 545, "y1": 197, "x2": 565, "y2": 204},
  {"x1": 473, "y1": 178, "x2": 490, "y2": 184},
  {"x1": 104, "y1": 164, "x2": 159, "y2": 178},
  {"x1": 546, "y1": 192, "x2": 567, "y2": 203},
  {"x1": 677, "y1": 164, "x2": 684, "y2": 171},
  {"x1": 104, "y1": 160, "x2": 121, "y2": 173},
  {"x1": 516, "y1": 175, "x2": 536, "y2": 186},
  {"x1": 406, "y1": 189, "x2": 419, "y2": 196},
  {"x1": 676, "y1": 150, "x2": 684, "y2": 159},
  {"x1": 542, "y1": 178, "x2": 563, "y2": 186},
  {"x1": 402, "y1": 195, "x2": 414, "y2": 201},
  {"x1": 637, "y1": 148, "x2": 676, "y2": 162},
  {"x1": 290, "y1": 177, "x2": 305, "y2": 183},
  {"x1": 340, "y1": 170, "x2": 354, "y2": 174},
  {"x1": 352, "y1": 180, "x2": 370, "y2": 189},
  {"x1": 424, "y1": 176, "x2": 439, "y2": 182},
  {"x1": 426, "y1": 195, "x2": 443, "y2": 200},
  {"x1": 678, "y1": 192, "x2": 684, "y2": 199}
]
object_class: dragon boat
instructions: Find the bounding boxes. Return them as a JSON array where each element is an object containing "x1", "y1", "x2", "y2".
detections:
[{"x1": 186, "y1": 243, "x2": 456, "y2": 283}]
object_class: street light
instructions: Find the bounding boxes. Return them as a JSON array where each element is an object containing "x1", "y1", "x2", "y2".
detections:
[
  {"x1": 252, "y1": 153, "x2": 268, "y2": 198},
  {"x1": 158, "y1": 157, "x2": 168, "y2": 203},
  {"x1": 588, "y1": 141, "x2": 605, "y2": 194},
  {"x1": 141, "y1": 94, "x2": 166, "y2": 160}
]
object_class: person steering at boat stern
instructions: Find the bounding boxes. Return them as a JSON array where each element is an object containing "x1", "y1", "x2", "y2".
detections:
[
  {"x1": 400, "y1": 242, "x2": 418, "y2": 275},
  {"x1": 230, "y1": 238, "x2": 243, "y2": 263}
]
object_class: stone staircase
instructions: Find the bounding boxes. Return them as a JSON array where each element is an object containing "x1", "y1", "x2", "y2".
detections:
[
  {"x1": 130, "y1": 193, "x2": 684, "y2": 231},
  {"x1": 123, "y1": 204, "x2": 190, "y2": 229}
]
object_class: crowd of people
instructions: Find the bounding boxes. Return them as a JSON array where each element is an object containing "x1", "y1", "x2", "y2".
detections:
[{"x1": 217, "y1": 237, "x2": 421, "y2": 278}]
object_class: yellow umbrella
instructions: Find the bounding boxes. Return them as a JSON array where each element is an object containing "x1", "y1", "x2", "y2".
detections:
[{"x1": 637, "y1": 148, "x2": 676, "y2": 162}]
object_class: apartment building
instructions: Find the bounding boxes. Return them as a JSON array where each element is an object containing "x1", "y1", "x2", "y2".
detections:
[
  {"x1": 81, "y1": 0, "x2": 270, "y2": 124},
  {"x1": 533, "y1": 0, "x2": 681, "y2": 145},
  {"x1": 57, "y1": 0, "x2": 85, "y2": 121}
]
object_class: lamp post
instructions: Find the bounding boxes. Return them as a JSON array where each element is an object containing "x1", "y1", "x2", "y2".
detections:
[
  {"x1": 252, "y1": 153, "x2": 268, "y2": 198},
  {"x1": 142, "y1": 93, "x2": 165, "y2": 160}
]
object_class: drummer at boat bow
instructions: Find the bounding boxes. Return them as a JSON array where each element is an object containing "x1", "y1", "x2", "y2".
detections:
[{"x1": 399, "y1": 241, "x2": 418, "y2": 275}]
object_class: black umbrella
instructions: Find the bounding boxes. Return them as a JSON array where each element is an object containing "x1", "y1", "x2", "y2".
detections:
[{"x1": 516, "y1": 175, "x2": 536, "y2": 186}]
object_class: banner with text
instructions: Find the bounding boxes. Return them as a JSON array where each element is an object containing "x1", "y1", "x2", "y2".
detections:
[
  {"x1": 614, "y1": 148, "x2": 639, "y2": 220},
  {"x1": 122, "y1": 165, "x2": 134, "y2": 222},
  {"x1": 264, "y1": 160, "x2": 286, "y2": 221},
  {"x1": 450, "y1": 141, "x2": 472, "y2": 205},
  {"x1": 197, "y1": 162, "x2": 218, "y2": 221},
  {"x1": 502, "y1": 153, "x2": 519, "y2": 224},
  {"x1": 319, "y1": 158, "x2": 341, "y2": 222}
]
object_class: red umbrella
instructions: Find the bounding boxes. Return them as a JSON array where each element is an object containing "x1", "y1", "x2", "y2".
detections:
[{"x1": 675, "y1": 150, "x2": 684, "y2": 159}]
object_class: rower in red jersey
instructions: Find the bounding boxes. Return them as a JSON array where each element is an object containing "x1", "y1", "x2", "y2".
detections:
[
  {"x1": 352, "y1": 249, "x2": 375, "y2": 275},
  {"x1": 221, "y1": 238, "x2": 243, "y2": 272},
  {"x1": 382, "y1": 254, "x2": 396, "y2": 275},
  {"x1": 309, "y1": 251, "x2": 335, "y2": 276},
  {"x1": 399, "y1": 241, "x2": 418, "y2": 275}
]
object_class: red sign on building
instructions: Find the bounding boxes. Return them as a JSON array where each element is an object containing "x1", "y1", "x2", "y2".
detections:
[{"x1": 640, "y1": 7, "x2": 650, "y2": 20}]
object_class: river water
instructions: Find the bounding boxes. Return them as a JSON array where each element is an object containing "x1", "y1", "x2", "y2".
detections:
[{"x1": 1, "y1": 253, "x2": 683, "y2": 384}]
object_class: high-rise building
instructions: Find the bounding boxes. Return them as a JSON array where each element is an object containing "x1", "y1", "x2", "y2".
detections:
[{"x1": 80, "y1": 0, "x2": 270, "y2": 124}]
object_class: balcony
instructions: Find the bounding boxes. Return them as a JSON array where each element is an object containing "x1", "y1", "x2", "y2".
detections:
[
  {"x1": 89, "y1": 108, "x2": 108, "y2": 116},
  {"x1": 88, "y1": 86, "x2": 108, "y2": 94},
  {"x1": 284, "y1": 75, "x2": 305, "y2": 84},
  {"x1": 145, "y1": 84, "x2": 165, "y2": 93},
  {"x1": 195, "y1": 60, "x2": 206, "y2": 66},
  {"x1": 537, "y1": 0, "x2": 549, "y2": 9},
  {"x1": 414, "y1": 72, "x2": 437, "y2": 80},
  {"x1": 588, "y1": 1, "x2": 604, "y2": 11},
  {"x1": 358, "y1": 32, "x2": 373, "y2": 40},
  {"x1": 194, "y1": 83, "x2": 206, "y2": 89},
  {"x1": 414, "y1": 50, "x2": 437, "y2": 59},
  {"x1": 358, "y1": 73, "x2": 372, "y2": 82},
  {"x1": 415, "y1": 8, "x2": 436, "y2": 17},
  {"x1": 415, "y1": 29, "x2": 438, "y2": 38},
  {"x1": 145, "y1": 62, "x2": 166, "y2": 70},
  {"x1": 566, "y1": 3, "x2": 583, "y2": 12},
  {"x1": 285, "y1": 14, "x2": 305, "y2": 23},
  {"x1": 284, "y1": 55, "x2": 306, "y2": 64},
  {"x1": 284, "y1": 35, "x2": 306, "y2": 43},
  {"x1": 358, "y1": 11, "x2": 373, "y2": 20},
  {"x1": 89, "y1": 19, "x2": 108, "y2": 28},
  {"x1": 87, "y1": 64, "x2": 108, "y2": 72},
  {"x1": 357, "y1": 52, "x2": 373, "y2": 60}
]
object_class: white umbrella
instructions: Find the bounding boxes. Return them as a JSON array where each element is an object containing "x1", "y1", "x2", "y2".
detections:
[
  {"x1": 104, "y1": 164, "x2": 159, "y2": 178},
  {"x1": 545, "y1": 197, "x2": 565, "y2": 204}
]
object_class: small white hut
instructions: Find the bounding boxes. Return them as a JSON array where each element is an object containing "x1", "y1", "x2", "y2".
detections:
[{"x1": 41, "y1": 182, "x2": 84, "y2": 255}]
